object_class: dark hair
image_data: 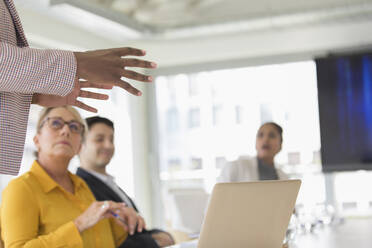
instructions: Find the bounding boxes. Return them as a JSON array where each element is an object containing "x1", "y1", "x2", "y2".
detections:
[
  {"x1": 85, "y1": 116, "x2": 114, "y2": 130},
  {"x1": 260, "y1": 122, "x2": 283, "y2": 143}
]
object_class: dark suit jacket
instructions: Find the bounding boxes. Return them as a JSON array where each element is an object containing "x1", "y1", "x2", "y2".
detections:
[
  {"x1": 76, "y1": 167, "x2": 160, "y2": 248},
  {"x1": 76, "y1": 167, "x2": 138, "y2": 211}
]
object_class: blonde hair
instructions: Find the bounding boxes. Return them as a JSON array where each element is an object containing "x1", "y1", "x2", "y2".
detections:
[{"x1": 34, "y1": 106, "x2": 87, "y2": 158}]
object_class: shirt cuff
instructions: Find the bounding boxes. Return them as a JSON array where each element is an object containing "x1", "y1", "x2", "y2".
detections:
[{"x1": 55, "y1": 221, "x2": 83, "y2": 248}]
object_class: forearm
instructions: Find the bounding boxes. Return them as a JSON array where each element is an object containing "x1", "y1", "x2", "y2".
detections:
[{"x1": 0, "y1": 42, "x2": 76, "y2": 96}]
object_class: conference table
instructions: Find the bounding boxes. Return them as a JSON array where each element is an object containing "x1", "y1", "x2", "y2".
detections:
[{"x1": 168, "y1": 217, "x2": 372, "y2": 248}]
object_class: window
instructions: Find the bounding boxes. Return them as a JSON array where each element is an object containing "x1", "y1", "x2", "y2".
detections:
[
  {"x1": 166, "y1": 108, "x2": 179, "y2": 132},
  {"x1": 215, "y1": 156, "x2": 227, "y2": 169},
  {"x1": 153, "y1": 61, "x2": 328, "y2": 230},
  {"x1": 190, "y1": 157, "x2": 202, "y2": 170},
  {"x1": 212, "y1": 105, "x2": 223, "y2": 126},
  {"x1": 188, "y1": 75, "x2": 199, "y2": 96},
  {"x1": 155, "y1": 61, "x2": 321, "y2": 181},
  {"x1": 188, "y1": 108, "x2": 201, "y2": 128},
  {"x1": 168, "y1": 158, "x2": 182, "y2": 171},
  {"x1": 235, "y1": 105, "x2": 244, "y2": 124},
  {"x1": 259, "y1": 103, "x2": 273, "y2": 123}
]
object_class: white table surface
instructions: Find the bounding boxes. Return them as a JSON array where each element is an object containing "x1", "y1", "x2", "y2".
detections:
[
  {"x1": 293, "y1": 217, "x2": 372, "y2": 248},
  {"x1": 168, "y1": 217, "x2": 372, "y2": 248}
]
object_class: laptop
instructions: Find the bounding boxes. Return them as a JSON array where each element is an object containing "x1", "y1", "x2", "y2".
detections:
[{"x1": 170, "y1": 180, "x2": 301, "y2": 248}]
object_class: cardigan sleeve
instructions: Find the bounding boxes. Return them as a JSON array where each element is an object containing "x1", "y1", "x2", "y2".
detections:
[
  {"x1": 0, "y1": 41, "x2": 76, "y2": 96},
  {"x1": 0, "y1": 42, "x2": 77, "y2": 175}
]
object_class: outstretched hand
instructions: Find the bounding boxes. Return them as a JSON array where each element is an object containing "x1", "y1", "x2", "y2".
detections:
[
  {"x1": 32, "y1": 77, "x2": 112, "y2": 112},
  {"x1": 32, "y1": 47, "x2": 157, "y2": 112},
  {"x1": 74, "y1": 47, "x2": 157, "y2": 96}
]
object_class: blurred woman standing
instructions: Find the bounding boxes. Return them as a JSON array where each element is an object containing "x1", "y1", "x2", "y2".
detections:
[{"x1": 219, "y1": 122, "x2": 288, "y2": 182}]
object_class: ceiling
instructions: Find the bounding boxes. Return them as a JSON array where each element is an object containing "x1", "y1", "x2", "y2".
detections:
[
  {"x1": 14, "y1": 0, "x2": 372, "y2": 71},
  {"x1": 47, "y1": 0, "x2": 372, "y2": 36}
]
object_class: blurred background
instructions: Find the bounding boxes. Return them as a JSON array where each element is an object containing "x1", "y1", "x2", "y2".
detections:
[{"x1": 2, "y1": 0, "x2": 372, "y2": 243}]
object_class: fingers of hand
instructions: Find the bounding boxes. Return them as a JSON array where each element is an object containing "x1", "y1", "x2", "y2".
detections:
[
  {"x1": 127, "y1": 219, "x2": 137, "y2": 235},
  {"x1": 99, "y1": 201, "x2": 118, "y2": 217},
  {"x1": 116, "y1": 47, "x2": 146, "y2": 57},
  {"x1": 79, "y1": 90, "x2": 109, "y2": 100},
  {"x1": 121, "y1": 58, "x2": 157, "y2": 69},
  {"x1": 121, "y1": 208, "x2": 138, "y2": 235},
  {"x1": 79, "y1": 81, "x2": 114, "y2": 90},
  {"x1": 115, "y1": 80, "x2": 142, "y2": 96},
  {"x1": 73, "y1": 100, "x2": 97, "y2": 113},
  {"x1": 137, "y1": 216, "x2": 145, "y2": 232},
  {"x1": 98, "y1": 201, "x2": 110, "y2": 216},
  {"x1": 122, "y1": 69, "x2": 153, "y2": 82},
  {"x1": 101, "y1": 201, "x2": 110, "y2": 210},
  {"x1": 113, "y1": 215, "x2": 129, "y2": 230},
  {"x1": 108, "y1": 204, "x2": 136, "y2": 235}
]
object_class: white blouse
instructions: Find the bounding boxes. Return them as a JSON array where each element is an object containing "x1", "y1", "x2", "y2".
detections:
[{"x1": 218, "y1": 156, "x2": 288, "y2": 183}]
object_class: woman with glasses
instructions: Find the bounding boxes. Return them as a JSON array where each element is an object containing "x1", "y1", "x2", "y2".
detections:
[
  {"x1": 0, "y1": 106, "x2": 143, "y2": 248},
  {"x1": 218, "y1": 122, "x2": 288, "y2": 182}
]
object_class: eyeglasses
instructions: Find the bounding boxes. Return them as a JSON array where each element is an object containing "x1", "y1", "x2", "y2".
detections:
[{"x1": 39, "y1": 117, "x2": 85, "y2": 135}]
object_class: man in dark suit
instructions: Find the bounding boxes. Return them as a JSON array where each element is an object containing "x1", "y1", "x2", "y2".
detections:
[{"x1": 77, "y1": 116, "x2": 175, "y2": 248}]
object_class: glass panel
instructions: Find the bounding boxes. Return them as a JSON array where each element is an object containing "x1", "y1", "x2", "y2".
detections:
[{"x1": 154, "y1": 61, "x2": 328, "y2": 232}]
